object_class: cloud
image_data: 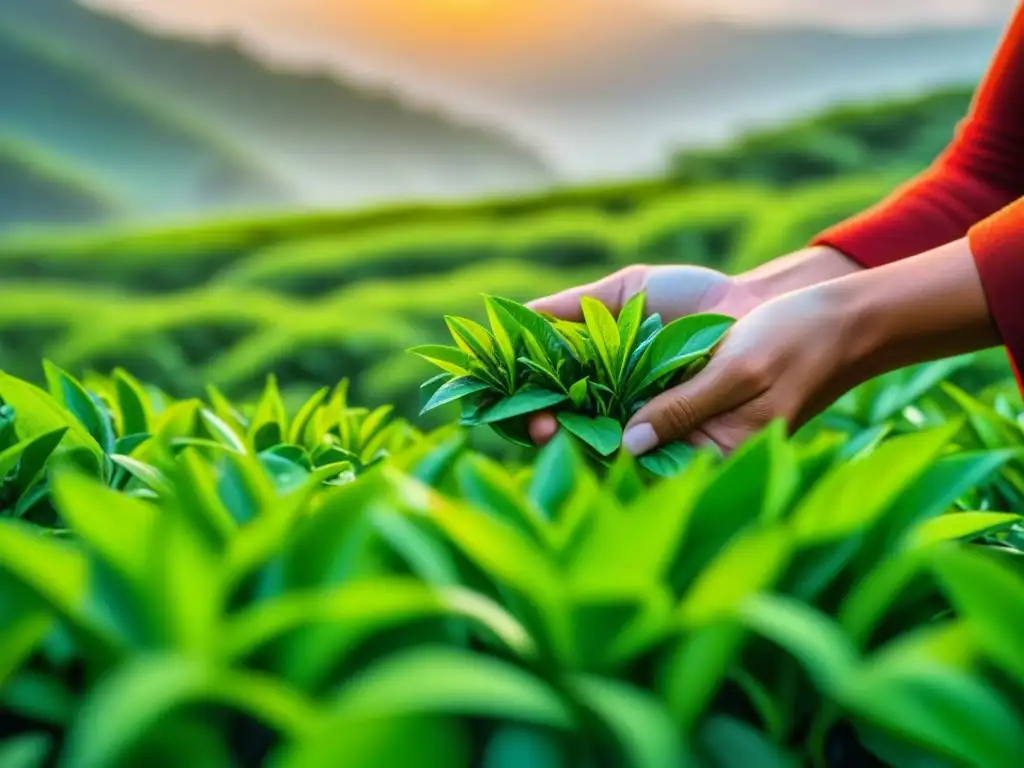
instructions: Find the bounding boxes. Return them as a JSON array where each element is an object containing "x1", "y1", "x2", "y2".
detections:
[
  {"x1": 649, "y1": 0, "x2": 1017, "y2": 30},
  {"x1": 90, "y1": 0, "x2": 1019, "y2": 34}
]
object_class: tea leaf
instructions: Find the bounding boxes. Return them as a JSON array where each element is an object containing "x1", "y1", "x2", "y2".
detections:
[
  {"x1": 581, "y1": 296, "x2": 621, "y2": 382},
  {"x1": 841, "y1": 653, "x2": 1024, "y2": 767},
  {"x1": 931, "y1": 546, "x2": 1024, "y2": 680},
  {"x1": 112, "y1": 369, "x2": 152, "y2": 437},
  {"x1": 248, "y1": 375, "x2": 287, "y2": 451},
  {"x1": 556, "y1": 412, "x2": 622, "y2": 456},
  {"x1": 488, "y1": 297, "x2": 573, "y2": 366},
  {"x1": 615, "y1": 292, "x2": 646, "y2": 381},
  {"x1": 0, "y1": 428, "x2": 66, "y2": 493},
  {"x1": 528, "y1": 430, "x2": 583, "y2": 521},
  {"x1": 697, "y1": 716, "x2": 800, "y2": 768},
  {"x1": 419, "y1": 373, "x2": 452, "y2": 412},
  {"x1": 51, "y1": 472, "x2": 157, "y2": 584},
  {"x1": 638, "y1": 442, "x2": 697, "y2": 477},
  {"x1": 420, "y1": 376, "x2": 491, "y2": 415},
  {"x1": 385, "y1": 469, "x2": 559, "y2": 600},
  {"x1": 568, "y1": 378, "x2": 589, "y2": 408},
  {"x1": 518, "y1": 353, "x2": 564, "y2": 391},
  {"x1": 678, "y1": 526, "x2": 793, "y2": 625},
  {"x1": 0, "y1": 373, "x2": 104, "y2": 463},
  {"x1": 43, "y1": 362, "x2": 116, "y2": 455},
  {"x1": 908, "y1": 512, "x2": 1022, "y2": 549},
  {"x1": 662, "y1": 623, "x2": 746, "y2": 728},
  {"x1": 224, "y1": 581, "x2": 532, "y2": 662},
  {"x1": 109, "y1": 454, "x2": 170, "y2": 494},
  {"x1": 838, "y1": 552, "x2": 923, "y2": 647},
  {"x1": 456, "y1": 454, "x2": 551, "y2": 544},
  {"x1": 445, "y1": 316, "x2": 500, "y2": 370},
  {"x1": 570, "y1": 452, "x2": 715, "y2": 590},
  {"x1": 199, "y1": 409, "x2": 247, "y2": 454},
  {"x1": 0, "y1": 574, "x2": 52, "y2": 688},
  {"x1": 570, "y1": 675, "x2": 683, "y2": 768},
  {"x1": 740, "y1": 594, "x2": 857, "y2": 694},
  {"x1": 791, "y1": 423, "x2": 959, "y2": 544},
  {"x1": 485, "y1": 297, "x2": 521, "y2": 388},
  {"x1": 62, "y1": 656, "x2": 318, "y2": 768},
  {"x1": 408, "y1": 345, "x2": 474, "y2": 376},
  {"x1": 288, "y1": 387, "x2": 330, "y2": 446},
  {"x1": 628, "y1": 314, "x2": 734, "y2": 396},
  {"x1": 329, "y1": 646, "x2": 572, "y2": 728},
  {"x1": 476, "y1": 388, "x2": 568, "y2": 424}
]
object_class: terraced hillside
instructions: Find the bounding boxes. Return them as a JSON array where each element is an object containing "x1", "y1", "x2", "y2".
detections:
[
  {"x1": 0, "y1": 88, "x2": 993, "y2": 419},
  {"x1": 0, "y1": 0, "x2": 552, "y2": 224},
  {"x1": 0, "y1": 140, "x2": 123, "y2": 227},
  {"x1": 0, "y1": 21, "x2": 290, "y2": 220}
]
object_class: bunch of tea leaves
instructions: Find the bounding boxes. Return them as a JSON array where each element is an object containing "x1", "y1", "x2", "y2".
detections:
[{"x1": 410, "y1": 292, "x2": 734, "y2": 475}]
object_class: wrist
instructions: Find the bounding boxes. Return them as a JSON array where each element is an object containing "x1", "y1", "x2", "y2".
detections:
[
  {"x1": 807, "y1": 238, "x2": 1001, "y2": 380},
  {"x1": 737, "y1": 246, "x2": 863, "y2": 302}
]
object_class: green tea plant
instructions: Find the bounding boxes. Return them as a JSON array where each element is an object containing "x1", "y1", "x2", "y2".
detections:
[
  {"x1": 1, "y1": 361, "x2": 1023, "y2": 767},
  {"x1": 0, "y1": 364, "x2": 421, "y2": 523},
  {"x1": 412, "y1": 293, "x2": 733, "y2": 474}
]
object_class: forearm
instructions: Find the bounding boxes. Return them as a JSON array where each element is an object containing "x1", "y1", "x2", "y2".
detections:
[
  {"x1": 824, "y1": 238, "x2": 1001, "y2": 380},
  {"x1": 737, "y1": 245, "x2": 863, "y2": 299}
]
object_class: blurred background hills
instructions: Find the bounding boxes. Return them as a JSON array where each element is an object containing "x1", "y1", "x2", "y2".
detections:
[
  {"x1": 0, "y1": 0, "x2": 1015, "y2": 414},
  {"x1": 0, "y1": 0, "x2": 1008, "y2": 226}
]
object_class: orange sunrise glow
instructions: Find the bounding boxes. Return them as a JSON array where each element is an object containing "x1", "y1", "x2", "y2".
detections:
[{"x1": 298, "y1": 0, "x2": 621, "y2": 61}]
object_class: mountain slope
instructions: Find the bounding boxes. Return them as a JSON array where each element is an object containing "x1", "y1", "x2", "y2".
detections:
[
  {"x1": 379, "y1": 18, "x2": 1000, "y2": 178},
  {"x1": 0, "y1": 139, "x2": 122, "y2": 227},
  {"x1": 1, "y1": 0, "x2": 554, "y2": 208},
  {"x1": 0, "y1": 22, "x2": 293, "y2": 218}
]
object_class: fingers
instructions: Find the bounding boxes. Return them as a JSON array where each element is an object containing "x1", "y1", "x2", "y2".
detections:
[
  {"x1": 527, "y1": 266, "x2": 646, "y2": 321},
  {"x1": 622, "y1": 353, "x2": 771, "y2": 455},
  {"x1": 527, "y1": 411, "x2": 559, "y2": 446}
]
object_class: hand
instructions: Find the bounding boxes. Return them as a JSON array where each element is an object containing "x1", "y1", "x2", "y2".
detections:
[
  {"x1": 527, "y1": 263, "x2": 763, "y2": 326},
  {"x1": 526, "y1": 247, "x2": 862, "y2": 445},
  {"x1": 619, "y1": 285, "x2": 864, "y2": 456},
  {"x1": 617, "y1": 238, "x2": 1000, "y2": 456}
]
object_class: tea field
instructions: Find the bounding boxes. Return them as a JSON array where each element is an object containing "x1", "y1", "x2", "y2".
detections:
[
  {"x1": 0, "y1": 352, "x2": 1022, "y2": 767},
  {"x1": 0, "y1": 87, "x2": 983, "y2": 418},
  {"x1": 3, "y1": 83, "x2": 1024, "y2": 768}
]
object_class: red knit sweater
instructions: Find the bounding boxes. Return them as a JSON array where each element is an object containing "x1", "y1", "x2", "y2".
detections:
[{"x1": 811, "y1": 3, "x2": 1024, "y2": 384}]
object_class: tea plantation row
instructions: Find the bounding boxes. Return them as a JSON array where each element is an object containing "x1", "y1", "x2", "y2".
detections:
[
  {"x1": 0, "y1": 88, "x2": 973, "y2": 408},
  {"x1": 0, "y1": 352, "x2": 1022, "y2": 767}
]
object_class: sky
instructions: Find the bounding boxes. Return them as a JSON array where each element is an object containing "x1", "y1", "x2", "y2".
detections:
[
  {"x1": 82, "y1": 0, "x2": 1016, "y2": 178},
  {"x1": 83, "y1": 0, "x2": 1017, "y2": 103}
]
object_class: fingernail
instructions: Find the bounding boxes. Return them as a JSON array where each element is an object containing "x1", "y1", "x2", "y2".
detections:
[{"x1": 622, "y1": 423, "x2": 658, "y2": 456}]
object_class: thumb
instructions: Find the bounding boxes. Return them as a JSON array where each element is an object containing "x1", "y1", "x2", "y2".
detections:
[
  {"x1": 621, "y1": 355, "x2": 763, "y2": 455},
  {"x1": 527, "y1": 266, "x2": 646, "y2": 321}
]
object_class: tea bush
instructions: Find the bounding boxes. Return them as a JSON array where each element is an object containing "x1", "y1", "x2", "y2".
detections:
[
  {"x1": 0, "y1": 83, "x2": 965, "y2": 406},
  {"x1": 0, "y1": 177, "x2": 889, "y2": 405},
  {"x1": 1, "y1": 342, "x2": 1022, "y2": 767}
]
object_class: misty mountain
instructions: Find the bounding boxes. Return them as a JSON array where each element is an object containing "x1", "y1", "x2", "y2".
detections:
[
  {"x1": 0, "y1": 139, "x2": 121, "y2": 227},
  {"x1": 0, "y1": 0, "x2": 553, "y2": 227},
  {"x1": 466, "y1": 20, "x2": 1002, "y2": 178},
  {"x1": 0, "y1": 22, "x2": 292, "y2": 220}
]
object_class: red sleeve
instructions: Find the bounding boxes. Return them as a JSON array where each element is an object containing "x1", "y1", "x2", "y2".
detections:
[
  {"x1": 969, "y1": 201, "x2": 1024, "y2": 384},
  {"x1": 811, "y1": 2, "x2": 1024, "y2": 383}
]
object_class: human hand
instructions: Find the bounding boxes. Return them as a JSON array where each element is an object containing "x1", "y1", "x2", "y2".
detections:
[
  {"x1": 617, "y1": 285, "x2": 865, "y2": 456},
  {"x1": 526, "y1": 247, "x2": 861, "y2": 444},
  {"x1": 615, "y1": 238, "x2": 999, "y2": 457}
]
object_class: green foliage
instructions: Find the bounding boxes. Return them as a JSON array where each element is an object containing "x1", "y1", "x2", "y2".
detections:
[
  {"x1": 0, "y1": 355, "x2": 1022, "y2": 767},
  {"x1": 0, "y1": 84, "x2": 975, "y2": 407},
  {"x1": 0, "y1": 84, "x2": 1021, "y2": 766},
  {"x1": 0, "y1": 363, "x2": 421, "y2": 524},
  {"x1": 413, "y1": 293, "x2": 733, "y2": 472}
]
